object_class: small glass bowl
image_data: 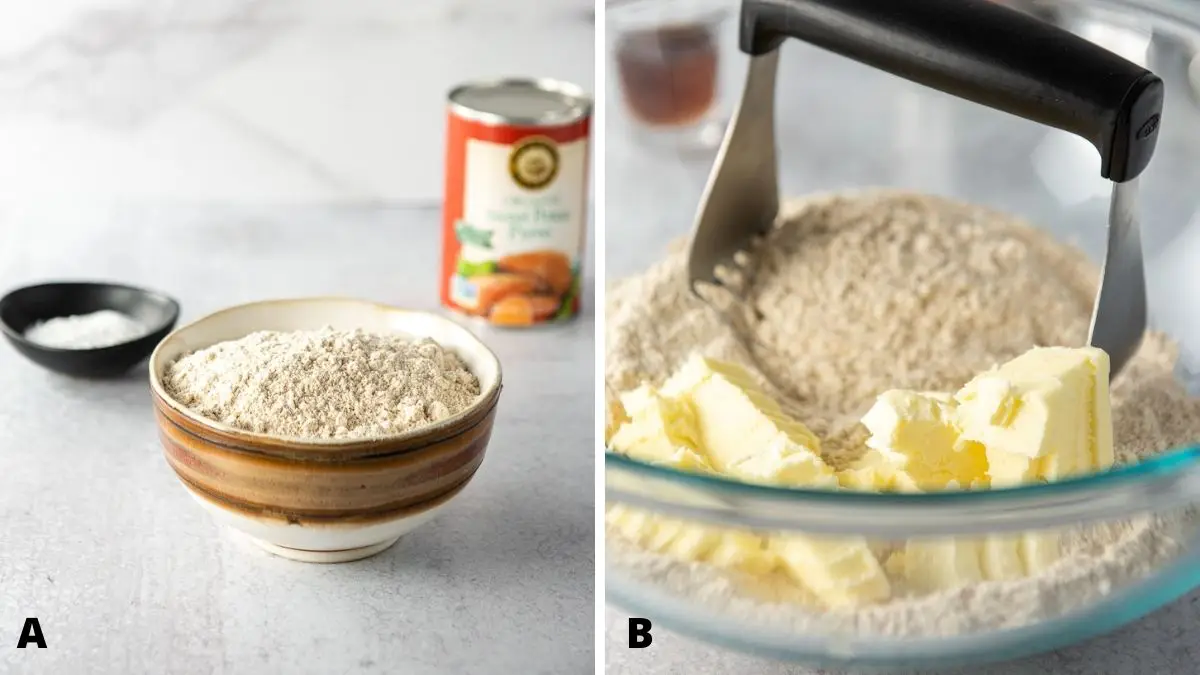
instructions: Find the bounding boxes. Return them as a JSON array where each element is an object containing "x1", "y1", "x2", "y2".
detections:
[
  {"x1": 604, "y1": 0, "x2": 1200, "y2": 669},
  {"x1": 606, "y1": 0, "x2": 735, "y2": 152}
]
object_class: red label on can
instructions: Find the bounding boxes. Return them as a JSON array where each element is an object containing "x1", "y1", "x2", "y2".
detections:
[{"x1": 441, "y1": 96, "x2": 591, "y2": 327}]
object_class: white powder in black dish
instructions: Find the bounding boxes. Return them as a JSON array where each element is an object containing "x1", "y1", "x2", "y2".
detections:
[{"x1": 24, "y1": 310, "x2": 147, "y2": 349}]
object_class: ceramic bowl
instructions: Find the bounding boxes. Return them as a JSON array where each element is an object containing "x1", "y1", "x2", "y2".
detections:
[{"x1": 148, "y1": 298, "x2": 503, "y2": 563}]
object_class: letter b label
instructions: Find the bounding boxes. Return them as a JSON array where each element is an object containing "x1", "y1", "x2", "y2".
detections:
[{"x1": 628, "y1": 618, "x2": 652, "y2": 648}]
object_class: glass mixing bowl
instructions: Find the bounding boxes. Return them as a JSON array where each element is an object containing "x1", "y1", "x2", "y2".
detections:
[{"x1": 604, "y1": 0, "x2": 1200, "y2": 670}]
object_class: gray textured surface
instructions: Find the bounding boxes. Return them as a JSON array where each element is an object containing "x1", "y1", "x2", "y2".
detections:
[
  {"x1": 603, "y1": 14, "x2": 1200, "y2": 675},
  {"x1": 0, "y1": 206, "x2": 594, "y2": 675}
]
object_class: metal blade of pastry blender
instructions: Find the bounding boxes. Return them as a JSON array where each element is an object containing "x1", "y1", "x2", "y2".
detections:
[
  {"x1": 1089, "y1": 179, "x2": 1147, "y2": 380},
  {"x1": 688, "y1": 0, "x2": 1165, "y2": 380},
  {"x1": 685, "y1": 50, "x2": 780, "y2": 298}
]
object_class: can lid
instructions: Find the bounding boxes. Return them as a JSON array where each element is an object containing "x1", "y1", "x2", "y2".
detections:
[{"x1": 449, "y1": 78, "x2": 592, "y2": 127}]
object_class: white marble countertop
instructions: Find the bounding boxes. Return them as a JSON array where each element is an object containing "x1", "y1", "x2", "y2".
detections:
[
  {"x1": 603, "y1": 9, "x2": 1200, "y2": 675},
  {"x1": 0, "y1": 206, "x2": 595, "y2": 674},
  {"x1": 0, "y1": 0, "x2": 594, "y2": 205}
]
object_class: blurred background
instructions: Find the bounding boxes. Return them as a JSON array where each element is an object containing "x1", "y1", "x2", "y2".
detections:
[
  {"x1": 605, "y1": 0, "x2": 1200, "y2": 351},
  {"x1": 0, "y1": 0, "x2": 593, "y2": 205},
  {"x1": 0, "y1": 0, "x2": 595, "y2": 308}
]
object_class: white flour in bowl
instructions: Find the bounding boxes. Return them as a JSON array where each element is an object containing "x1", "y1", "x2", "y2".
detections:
[
  {"x1": 164, "y1": 327, "x2": 481, "y2": 440},
  {"x1": 605, "y1": 190, "x2": 1200, "y2": 637}
]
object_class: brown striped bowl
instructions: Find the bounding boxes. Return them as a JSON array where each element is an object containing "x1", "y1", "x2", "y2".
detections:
[{"x1": 148, "y1": 298, "x2": 502, "y2": 563}]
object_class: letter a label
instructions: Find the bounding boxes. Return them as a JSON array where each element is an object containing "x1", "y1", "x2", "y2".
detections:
[{"x1": 18, "y1": 618, "x2": 46, "y2": 649}]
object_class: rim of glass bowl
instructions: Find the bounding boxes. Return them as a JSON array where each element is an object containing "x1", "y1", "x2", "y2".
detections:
[
  {"x1": 605, "y1": 446, "x2": 1200, "y2": 536},
  {"x1": 605, "y1": 0, "x2": 1200, "y2": 538}
]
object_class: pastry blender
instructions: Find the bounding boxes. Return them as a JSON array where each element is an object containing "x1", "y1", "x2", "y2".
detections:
[{"x1": 686, "y1": 0, "x2": 1164, "y2": 379}]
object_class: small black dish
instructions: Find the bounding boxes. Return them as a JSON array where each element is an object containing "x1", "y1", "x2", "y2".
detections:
[{"x1": 0, "y1": 281, "x2": 180, "y2": 378}]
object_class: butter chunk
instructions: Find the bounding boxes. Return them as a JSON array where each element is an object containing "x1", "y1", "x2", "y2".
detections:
[
  {"x1": 607, "y1": 403, "x2": 775, "y2": 576},
  {"x1": 606, "y1": 504, "x2": 655, "y2": 543},
  {"x1": 661, "y1": 447, "x2": 714, "y2": 473},
  {"x1": 979, "y1": 535, "x2": 1026, "y2": 581},
  {"x1": 903, "y1": 538, "x2": 986, "y2": 593},
  {"x1": 606, "y1": 505, "x2": 776, "y2": 574},
  {"x1": 661, "y1": 354, "x2": 822, "y2": 477},
  {"x1": 862, "y1": 390, "x2": 960, "y2": 459},
  {"x1": 858, "y1": 390, "x2": 988, "y2": 490},
  {"x1": 1021, "y1": 531, "x2": 1062, "y2": 574},
  {"x1": 982, "y1": 448, "x2": 1039, "y2": 488},
  {"x1": 707, "y1": 531, "x2": 778, "y2": 575},
  {"x1": 771, "y1": 535, "x2": 891, "y2": 607},
  {"x1": 838, "y1": 450, "x2": 922, "y2": 493},
  {"x1": 733, "y1": 435, "x2": 838, "y2": 488},
  {"x1": 609, "y1": 384, "x2": 709, "y2": 469},
  {"x1": 955, "y1": 347, "x2": 1113, "y2": 485}
]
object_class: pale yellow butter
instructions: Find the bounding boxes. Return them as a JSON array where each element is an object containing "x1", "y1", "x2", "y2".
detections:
[
  {"x1": 955, "y1": 346, "x2": 1113, "y2": 484},
  {"x1": 606, "y1": 369, "x2": 777, "y2": 575},
  {"x1": 893, "y1": 346, "x2": 1114, "y2": 588},
  {"x1": 607, "y1": 504, "x2": 654, "y2": 543},
  {"x1": 981, "y1": 448, "x2": 1039, "y2": 487},
  {"x1": 733, "y1": 435, "x2": 838, "y2": 488},
  {"x1": 609, "y1": 347, "x2": 1109, "y2": 606},
  {"x1": 609, "y1": 384, "x2": 708, "y2": 468},
  {"x1": 606, "y1": 505, "x2": 776, "y2": 574},
  {"x1": 661, "y1": 354, "x2": 823, "y2": 479},
  {"x1": 861, "y1": 390, "x2": 960, "y2": 461},
  {"x1": 838, "y1": 449, "x2": 923, "y2": 493},
  {"x1": 903, "y1": 538, "x2": 986, "y2": 593},
  {"x1": 979, "y1": 535, "x2": 1026, "y2": 581},
  {"x1": 608, "y1": 354, "x2": 881, "y2": 606},
  {"x1": 1021, "y1": 531, "x2": 1062, "y2": 573},
  {"x1": 905, "y1": 532, "x2": 1060, "y2": 590},
  {"x1": 708, "y1": 530, "x2": 778, "y2": 575},
  {"x1": 856, "y1": 390, "x2": 988, "y2": 490},
  {"x1": 771, "y1": 535, "x2": 892, "y2": 607}
]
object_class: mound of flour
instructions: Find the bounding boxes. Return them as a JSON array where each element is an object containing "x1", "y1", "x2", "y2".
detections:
[
  {"x1": 165, "y1": 327, "x2": 480, "y2": 440},
  {"x1": 605, "y1": 190, "x2": 1200, "y2": 637}
]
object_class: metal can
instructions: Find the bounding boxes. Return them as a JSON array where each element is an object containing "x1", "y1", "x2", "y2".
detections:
[{"x1": 441, "y1": 78, "x2": 592, "y2": 327}]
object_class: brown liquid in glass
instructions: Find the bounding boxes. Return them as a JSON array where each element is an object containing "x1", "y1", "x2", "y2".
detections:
[{"x1": 616, "y1": 23, "x2": 718, "y2": 127}]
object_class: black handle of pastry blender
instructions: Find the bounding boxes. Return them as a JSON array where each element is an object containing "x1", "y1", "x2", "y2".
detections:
[{"x1": 741, "y1": 0, "x2": 1164, "y2": 182}]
